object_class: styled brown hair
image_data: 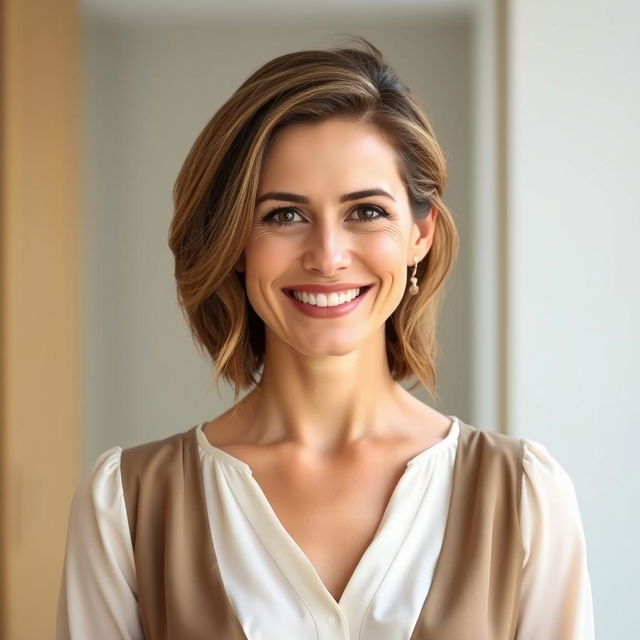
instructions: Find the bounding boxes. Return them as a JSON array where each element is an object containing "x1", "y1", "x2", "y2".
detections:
[{"x1": 169, "y1": 36, "x2": 459, "y2": 401}]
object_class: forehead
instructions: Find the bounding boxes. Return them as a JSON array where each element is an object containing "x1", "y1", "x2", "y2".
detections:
[{"x1": 258, "y1": 118, "x2": 404, "y2": 193}]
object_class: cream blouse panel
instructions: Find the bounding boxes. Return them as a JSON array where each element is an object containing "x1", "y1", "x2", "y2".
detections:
[{"x1": 56, "y1": 417, "x2": 595, "y2": 639}]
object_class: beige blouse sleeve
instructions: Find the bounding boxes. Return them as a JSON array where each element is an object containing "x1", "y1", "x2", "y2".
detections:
[
  {"x1": 56, "y1": 448, "x2": 143, "y2": 640},
  {"x1": 516, "y1": 439, "x2": 595, "y2": 639}
]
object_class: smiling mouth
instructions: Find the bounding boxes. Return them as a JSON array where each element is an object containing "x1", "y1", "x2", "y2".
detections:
[{"x1": 285, "y1": 285, "x2": 373, "y2": 307}]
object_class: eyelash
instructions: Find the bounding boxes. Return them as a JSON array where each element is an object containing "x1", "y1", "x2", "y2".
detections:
[{"x1": 261, "y1": 204, "x2": 391, "y2": 227}]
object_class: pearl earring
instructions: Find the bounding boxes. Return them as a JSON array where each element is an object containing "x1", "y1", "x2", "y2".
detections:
[{"x1": 408, "y1": 256, "x2": 419, "y2": 295}]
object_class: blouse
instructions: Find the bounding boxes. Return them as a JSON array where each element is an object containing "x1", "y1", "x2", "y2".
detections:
[{"x1": 56, "y1": 416, "x2": 595, "y2": 639}]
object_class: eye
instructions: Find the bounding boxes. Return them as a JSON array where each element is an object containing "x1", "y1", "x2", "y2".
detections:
[
  {"x1": 261, "y1": 207, "x2": 304, "y2": 226},
  {"x1": 260, "y1": 203, "x2": 391, "y2": 227},
  {"x1": 349, "y1": 204, "x2": 389, "y2": 223}
]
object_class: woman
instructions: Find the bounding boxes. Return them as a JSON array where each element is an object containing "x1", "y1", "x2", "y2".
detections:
[{"x1": 57, "y1": 38, "x2": 594, "y2": 639}]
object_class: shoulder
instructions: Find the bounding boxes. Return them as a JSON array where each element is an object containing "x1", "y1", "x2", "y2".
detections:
[
  {"x1": 120, "y1": 426, "x2": 199, "y2": 480},
  {"x1": 118, "y1": 427, "x2": 202, "y2": 526},
  {"x1": 65, "y1": 447, "x2": 132, "y2": 561},
  {"x1": 521, "y1": 438, "x2": 575, "y2": 485},
  {"x1": 513, "y1": 438, "x2": 587, "y2": 562},
  {"x1": 459, "y1": 421, "x2": 577, "y2": 494},
  {"x1": 60, "y1": 448, "x2": 142, "y2": 638},
  {"x1": 73, "y1": 446, "x2": 124, "y2": 517},
  {"x1": 520, "y1": 437, "x2": 581, "y2": 513},
  {"x1": 449, "y1": 421, "x2": 526, "y2": 511},
  {"x1": 458, "y1": 420, "x2": 524, "y2": 466},
  {"x1": 518, "y1": 438, "x2": 589, "y2": 580}
]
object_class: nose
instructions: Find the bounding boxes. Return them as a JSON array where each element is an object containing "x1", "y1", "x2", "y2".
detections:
[{"x1": 301, "y1": 220, "x2": 351, "y2": 277}]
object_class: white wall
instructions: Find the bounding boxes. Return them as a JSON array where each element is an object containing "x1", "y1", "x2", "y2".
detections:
[
  {"x1": 508, "y1": 1, "x2": 640, "y2": 636},
  {"x1": 81, "y1": 15, "x2": 474, "y2": 463},
  {"x1": 470, "y1": 0, "x2": 501, "y2": 430}
]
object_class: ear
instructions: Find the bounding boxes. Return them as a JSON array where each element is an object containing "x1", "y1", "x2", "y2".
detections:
[
  {"x1": 407, "y1": 205, "x2": 439, "y2": 265},
  {"x1": 235, "y1": 253, "x2": 246, "y2": 273}
]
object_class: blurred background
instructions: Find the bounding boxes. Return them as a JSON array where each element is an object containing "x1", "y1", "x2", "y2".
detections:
[{"x1": 1, "y1": 0, "x2": 638, "y2": 637}]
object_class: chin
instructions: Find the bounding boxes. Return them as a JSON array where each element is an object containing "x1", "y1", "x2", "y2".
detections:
[{"x1": 292, "y1": 334, "x2": 361, "y2": 358}]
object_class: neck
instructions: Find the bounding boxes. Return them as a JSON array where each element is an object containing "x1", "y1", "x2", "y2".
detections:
[{"x1": 237, "y1": 327, "x2": 420, "y2": 452}]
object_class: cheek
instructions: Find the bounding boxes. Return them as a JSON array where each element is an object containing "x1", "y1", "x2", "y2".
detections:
[
  {"x1": 244, "y1": 234, "x2": 291, "y2": 276},
  {"x1": 242, "y1": 235, "x2": 292, "y2": 316},
  {"x1": 365, "y1": 232, "x2": 407, "y2": 274},
  {"x1": 365, "y1": 231, "x2": 412, "y2": 308}
]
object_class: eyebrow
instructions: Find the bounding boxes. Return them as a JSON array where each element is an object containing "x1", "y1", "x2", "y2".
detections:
[{"x1": 255, "y1": 188, "x2": 396, "y2": 205}]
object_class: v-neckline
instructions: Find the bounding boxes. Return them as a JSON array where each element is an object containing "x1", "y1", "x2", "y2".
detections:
[
  {"x1": 196, "y1": 417, "x2": 461, "y2": 611},
  {"x1": 197, "y1": 417, "x2": 459, "y2": 473}
]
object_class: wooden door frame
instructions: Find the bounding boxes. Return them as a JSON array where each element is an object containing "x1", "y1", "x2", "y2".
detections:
[{"x1": 1, "y1": 0, "x2": 79, "y2": 637}]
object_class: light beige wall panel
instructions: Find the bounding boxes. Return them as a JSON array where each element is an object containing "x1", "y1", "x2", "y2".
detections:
[{"x1": 1, "y1": 0, "x2": 79, "y2": 637}]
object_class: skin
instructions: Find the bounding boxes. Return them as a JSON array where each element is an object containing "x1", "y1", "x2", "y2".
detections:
[{"x1": 203, "y1": 117, "x2": 453, "y2": 602}]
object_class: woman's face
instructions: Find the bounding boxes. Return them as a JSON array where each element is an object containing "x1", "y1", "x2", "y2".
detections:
[{"x1": 240, "y1": 117, "x2": 437, "y2": 357}]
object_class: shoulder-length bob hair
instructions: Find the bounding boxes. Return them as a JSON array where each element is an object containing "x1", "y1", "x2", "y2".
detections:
[{"x1": 169, "y1": 37, "x2": 459, "y2": 401}]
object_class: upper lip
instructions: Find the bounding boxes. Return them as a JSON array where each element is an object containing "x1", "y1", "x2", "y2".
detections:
[{"x1": 283, "y1": 283, "x2": 372, "y2": 293}]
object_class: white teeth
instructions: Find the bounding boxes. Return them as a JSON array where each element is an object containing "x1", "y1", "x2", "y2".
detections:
[{"x1": 292, "y1": 288, "x2": 361, "y2": 307}]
